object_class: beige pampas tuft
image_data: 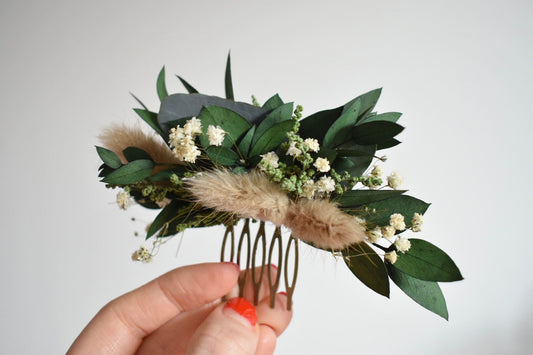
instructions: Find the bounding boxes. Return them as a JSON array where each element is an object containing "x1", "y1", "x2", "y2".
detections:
[
  {"x1": 99, "y1": 123, "x2": 181, "y2": 164},
  {"x1": 187, "y1": 170, "x2": 365, "y2": 250}
]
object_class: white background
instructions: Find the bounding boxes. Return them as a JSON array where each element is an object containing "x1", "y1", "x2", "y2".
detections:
[{"x1": 1, "y1": 0, "x2": 532, "y2": 354}]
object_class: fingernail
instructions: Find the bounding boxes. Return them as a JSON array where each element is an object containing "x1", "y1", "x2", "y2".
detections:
[
  {"x1": 270, "y1": 264, "x2": 278, "y2": 271},
  {"x1": 278, "y1": 291, "x2": 287, "y2": 297},
  {"x1": 224, "y1": 297, "x2": 257, "y2": 327},
  {"x1": 222, "y1": 261, "x2": 240, "y2": 270}
]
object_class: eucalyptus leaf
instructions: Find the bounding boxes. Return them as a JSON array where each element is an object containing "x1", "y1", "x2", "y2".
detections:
[
  {"x1": 299, "y1": 107, "x2": 343, "y2": 143},
  {"x1": 176, "y1": 75, "x2": 199, "y2": 94},
  {"x1": 392, "y1": 239, "x2": 463, "y2": 282},
  {"x1": 205, "y1": 146, "x2": 240, "y2": 166},
  {"x1": 237, "y1": 125, "x2": 256, "y2": 158},
  {"x1": 130, "y1": 92, "x2": 149, "y2": 111},
  {"x1": 339, "y1": 190, "x2": 407, "y2": 208},
  {"x1": 323, "y1": 100, "x2": 360, "y2": 149},
  {"x1": 249, "y1": 120, "x2": 294, "y2": 157},
  {"x1": 158, "y1": 94, "x2": 268, "y2": 133},
  {"x1": 123, "y1": 147, "x2": 153, "y2": 162},
  {"x1": 357, "y1": 112, "x2": 402, "y2": 125},
  {"x1": 361, "y1": 195, "x2": 431, "y2": 228},
  {"x1": 352, "y1": 121, "x2": 404, "y2": 145},
  {"x1": 102, "y1": 160, "x2": 154, "y2": 185},
  {"x1": 331, "y1": 144, "x2": 376, "y2": 177},
  {"x1": 197, "y1": 105, "x2": 251, "y2": 148},
  {"x1": 157, "y1": 66, "x2": 169, "y2": 102},
  {"x1": 387, "y1": 263, "x2": 449, "y2": 320},
  {"x1": 147, "y1": 166, "x2": 187, "y2": 182},
  {"x1": 146, "y1": 200, "x2": 183, "y2": 239},
  {"x1": 225, "y1": 52, "x2": 234, "y2": 100},
  {"x1": 133, "y1": 108, "x2": 166, "y2": 139},
  {"x1": 96, "y1": 146, "x2": 122, "y2": 169},
  {"x1": 377, "y1": 138, "x2": 401, "y2": 150},
  {"x1": 98, "y1": 165, "x2": 114, "y2": 178},
  {"x1": 253, "y1": 102, "x2": 294, "y2": 145},
  {"x1": 343, "y1": 242, "x2": 389, "y2": 297},
  {"x1": 262, "y1": 94, "x2": 284, "y2": 111},
  {"x1": 343, "y1": 88, "x2": 382, "y2": 120}
]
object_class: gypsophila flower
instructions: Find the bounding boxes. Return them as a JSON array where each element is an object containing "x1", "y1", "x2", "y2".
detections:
[
  {"x1": 168, "y1": 126, "x2": 186, "y2": 147},
  {"x1": 116, "y1": 191, "x2": 132, "y2": 210},
  {"x1": 411, "y1": 212, "x2": 423, "y2": 232},
  {"x1": 367, "y1": 227, "x2": 382, "y2": 243},
  {"x1": 371, "y1": 165, "x2": 384, "y2": 179},
  {"x1": 183, "y1": 117, "x2": 202, "y2": 136},
  {"x1": 313, "y1": 157, "x2": 331, "y2": 173},
  {"x1": 182, "y1": 144, "x2": 201, "y2": 163},
  {"x1": 304, "y1": 138, "x2": 320, "y2": 152},
  {"x1": 355, "y1": 216, "x2": 366, "y2": 228},
  {"x1": 387, "y1": 171, "x2": 403, "y2": 190},
  {"x1": 207, "y1": 125, "x2": 226, "y2": 146},
  {"x1": 394, "y1": 236, "x2": 411, "y2": 253},
  {"x1": 260, "y1": 151, "x2": 279, "y2": 169},
  {"x1": 382, "y1": 225, "x2": 396, "y2": 240},
  {"x1": 131, "y1": 246, "x2": 153, "y2": 263},
  {"x1": 384, "y1": 250, "x2": 398, "y2": 264},
  {"x1": 316, "y1": 176, "x2": 336, "y2": 193},
  {"x1": 300, "y1": 179, "x2": 316, "y2": 199},
  {"x1": 286, "y1": 141, "x2": 302, "y2": 157},
  {"x1": 390, "y1": 213, "x2": 406, "y2": 231}
]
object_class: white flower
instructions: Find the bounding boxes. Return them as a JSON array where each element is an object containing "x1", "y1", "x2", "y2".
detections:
[
  {"x1": 286, "y1": 141, "x2": 302, "y2": 157},
  {"x1": 260, "y1": 151, "x2": 279, "y2": 169},
  {"x1": 394, "y1": 236, "x2": 411, "y2": 253},
  {"x1": 300, "y1": 179, "x2": 316, "y2": 199},
  {"x1": 390, "y1": 213, "x2": 406, "y2": 231},
  {"x1": 168, "y1": 126, "x2": 186, "y2": 148},
  {"x1": 316, "y1": 176, "x2": 336, "y2": 193},
  {"x1": 411, "y1": 212, "x2": 423, "y2": 232},
  {"x1": 366, "y1": 227, "x2": 382, "y2": 243},
  {"x1": 371, "y1": 165, "x2": 384, "y2": 179},
  {"x1": 207, "y1": 125, "x2": 226, "y2": 146},
  {"x1": 131, "y1": 246, "x2": 153, "y2": 263},
  {"x1": 387, "y1": 171, "x2": 403, "y2": 190},
  {"x1": 183, "y1": 117, "x2": 202, "y2": 136},
  {"x1": 382, "y1": 225, "x2": 396, "y2": 240},
  {"x1": 313, "y1": 157, "x2": 331, "y2": 173},
  {"x1": 355, "y1": 216, "x2": 366, "y2": 228},
  {"x1": 304, "y1": 138, "x2": 320, "y2": 152},
  {"x1": 182, "y1": 144, "x2": 201, "y2": 163},
  {"x1": 384, "y1": 250, "x2": 398, "y2": 264},
  {"x1": 116, "y1": 191, "x2": 132, "y2": 210}
]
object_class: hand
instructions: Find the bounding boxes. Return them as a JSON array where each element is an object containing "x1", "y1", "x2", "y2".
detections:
[{"x1": 67, "y1": 263, "x2": 293, "y2": 354}]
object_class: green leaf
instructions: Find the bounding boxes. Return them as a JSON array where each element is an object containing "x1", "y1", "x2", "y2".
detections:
[
  {"x1": 130, "y1": 92, "x2": 149, "y2": 111},
  {"x1": 339, "y1": 190, "x2": 407, "y2": 208},
  {"x1": 352, "y1": 121, "x2": 404, "y2": 145},
  {"x1": 147, "y1": 166, "x2": 187, "y2": 182},
  {"x1": 176, "y1": 75, "x2": 199, "y2": 94},
  {"x1": 343, "y1": 88, "x2": 382, "y2": 120},
  {"x1": 377, "y1": 138, "x2": 401, "y2": 150},
  {"x1": 253, "y1": 102, "x2": 294, "y2": 145},
  {"x1": 249, "y1": 120, "x2": 294, "y2": 157},
  {"x1": 205, "y1": 146, "x2": 240, "y2": 166},
  {"x1": 357, "y1": 112, "x2": 402, "y2": 125},
  {"x1": 225, "y1": 52, "x2": 234, "y2": 100},
  {"x1": 262, "y1": 94, "x2": 284, "y2": 111},
  {"x1": 96, "y1": 146, "x2": 122, "y2": 169},
  {"x1": 392, "y1": 239, "x2": 463, "y2": 282},
  {"x1": 361, "y1": 195, "x2": 431, "y2": 227},
  {"x1": 133, "y1": 109, "x2": 166, "y2": 139},
  {"x1": 98, "y1": 165, "x2": 114, "y2": 178},
  {"x1": 387, "y1": 263, "x2": 449, "y2": 320},
  {"x1": 122, "y1": 147, "x2": 153, "y2": 162},
  {"x1": 157, "y1": 66, "x2": 169, "y2": 102},
  {"x1": 146, "y1": 200, "x2": 183, "y2": 239},
  {"x1": 198, "y1": 106, "x2": 251, "y2": 148},
  {"x1": 323, "y1": 100, "x2": 361, "y2": 149},
  {"x1": 299, "y1": 107, "x2": 343, "y2": 143},
  {"x1": 331, "y1": 144, "x2": 376, "y2": 177},
  {"x1": 237, "y1": 125, "x2": 256, "y2": 158},
  {"x1": 102, "y1": 160, "x2": 154, "y2": 184},
  {"x1": 343, "y1": 242, "x2": 390, "y2": 297}
]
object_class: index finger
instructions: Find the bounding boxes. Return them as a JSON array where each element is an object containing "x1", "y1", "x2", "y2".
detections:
[{"x1": 67, "y1": 262, "x2": 240, "y2": 354}]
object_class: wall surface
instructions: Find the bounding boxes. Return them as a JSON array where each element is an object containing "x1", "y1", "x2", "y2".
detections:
[{"x1": 1, "y1": 0, "x2": 532, "y2": 354}]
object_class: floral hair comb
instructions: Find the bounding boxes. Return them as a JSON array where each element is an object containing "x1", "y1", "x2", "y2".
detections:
[{"x1": 96, "y1": 54, "x2": 462, "y2": 318}]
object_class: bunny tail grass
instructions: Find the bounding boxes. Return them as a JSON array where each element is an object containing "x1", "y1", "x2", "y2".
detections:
[
  {"x1": 99, "y1": 123, "x2": 181, "y2": 164},
  {"x1": 186, "y1": 170, "x2": 290, "y2": 226},
  {"x1": 284, "y1": 199, "x2": 366, "y2": 250}
]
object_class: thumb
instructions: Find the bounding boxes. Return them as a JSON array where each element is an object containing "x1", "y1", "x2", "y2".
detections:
[{"x1": 187, "y1": 297, "x2": 259, "y2": 355}]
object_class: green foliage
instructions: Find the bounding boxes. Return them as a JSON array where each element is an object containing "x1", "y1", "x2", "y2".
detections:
[
  {"x1": 253, "y1": 102, "x2": 294, "y2": 146},
  {"x1": 358, "y1": 112, "x2": 402, "y2": 125},
  {"x1": 123, "y1": 147, "x2": 153, "y2": 162},
  {"x1": 102, "y1": 160, "x2": 154, "y2": 185},
  {"x1": 387, "y1": 263, "x2": 449, "y2": 320},
  {"x1": 339, "y1": 189, "x2": 407, "y2": 207},
  {"x1": 146, "y1": 200, "x2": 184, "y2": 239},
  {"x1": 331, "y1": 144, "x2": 376, "y2": 177},
  {"x1": 345, "y1": 88, "x2": 382, "y2": 120},
  {"x1": 197, "y1": 106, "x2": 251, "y2": 148},
  {"x1": 352, "y1": 121, "x2": 404, "y2": 145},
  {"x1": 176, "y1": 75, "x2": 199, "y2": 94},
  {"x1": 133, "y1": 108, "x2": 165, "y2": 139},
  {"x1": 225, "y1": 52, "x2": 234, "y2": 100},
  {"x1": 392, "y1": 239, "x2": 463, "y2": 282},
  {"x1": 206, "y1": 146, "x2": 240, "y2": 166},
  {"x1": 343, "y1": 242, "x2": 390, "y2": 297},
  {"x1": 96, "y1": 146, "x2": 122, "y2": 169},
  {"x1": 262, "y1": 94, "x2": 284, "y2": 111},
  {"x1": 323, "y1": 100, "x2": 361, "y2": 149},
  {"x1": 249, "y1": 120, "x2": 295, "y2": 157},
  {"x1": 299, "y1": 107, "x2": 343, "y2": 143},
  {"x1": 237, "y1": 125, "x2": 256, "y2": 157},
  {"x1": 361, "y1": 195, "x2": 431, "y2": 228},
  {"x1": 157, "y1": 66, "x2": 169, "y2": 102}
]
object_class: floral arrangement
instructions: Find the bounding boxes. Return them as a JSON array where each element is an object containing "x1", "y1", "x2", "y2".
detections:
[{"x1": 96, "y1": 54, "x2": 462, "y2": 319}]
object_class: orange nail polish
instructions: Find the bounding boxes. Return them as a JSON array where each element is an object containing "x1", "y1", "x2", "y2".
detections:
[{"x1": 224, "y1": 297, "x2": 257, "y2": 327}]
